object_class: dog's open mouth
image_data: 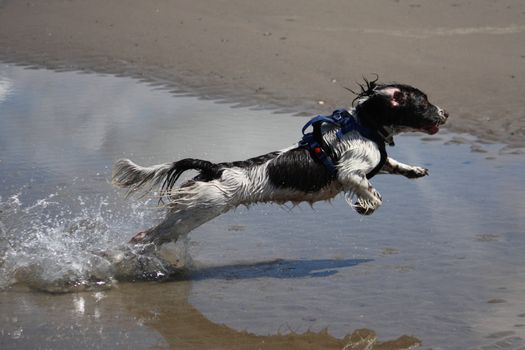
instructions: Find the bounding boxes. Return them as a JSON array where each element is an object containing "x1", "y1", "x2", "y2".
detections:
[
  {"x1": 423, "y1": 118, "x2": 448, "y2": 134},
  {"x1": 423, "y1": 124, "x2": 440, "y2": 135}
]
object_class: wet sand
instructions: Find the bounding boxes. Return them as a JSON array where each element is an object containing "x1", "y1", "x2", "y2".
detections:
[{"x1": 1, "y1": 0, "x2": 525, "y2": 147}]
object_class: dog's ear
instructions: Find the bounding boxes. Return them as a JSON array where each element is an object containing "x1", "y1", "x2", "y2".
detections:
[{"x1": 377, "y1": 87, "x2": 404, "y2": 107}]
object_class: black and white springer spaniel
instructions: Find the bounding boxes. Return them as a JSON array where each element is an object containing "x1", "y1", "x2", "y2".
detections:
[{"x1": 112, "y1": 79, "x2": 448, "y2": 245}]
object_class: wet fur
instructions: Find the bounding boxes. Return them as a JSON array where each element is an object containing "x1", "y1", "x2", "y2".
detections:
[{"x1": 113, "y1": 80, "x2": 448, "y2": 245}]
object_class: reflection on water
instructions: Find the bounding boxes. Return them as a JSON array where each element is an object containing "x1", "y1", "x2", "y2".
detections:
[
  {"x1": 1, "y1": 63, "x2": 525, "y2": 349},
  {"x1": 0, "y1": 283, "x2": 421, "y2": 350}
]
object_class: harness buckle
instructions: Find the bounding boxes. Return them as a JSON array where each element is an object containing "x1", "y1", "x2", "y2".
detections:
[{"x1": 331, "y1": 109, "x2": 346, "y2": 123}]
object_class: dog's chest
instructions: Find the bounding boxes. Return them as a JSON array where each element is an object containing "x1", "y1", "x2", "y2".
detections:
[{"x1": 333, "y1": 135, "x2": 385, "y2": 179}]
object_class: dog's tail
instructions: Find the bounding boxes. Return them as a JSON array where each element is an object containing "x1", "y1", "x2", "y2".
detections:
[{"x1": 112, "y1": 158, "x2": 221, "y2": 198}]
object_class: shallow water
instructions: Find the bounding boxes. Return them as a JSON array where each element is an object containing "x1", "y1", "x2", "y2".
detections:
[{"x1": 1, "y1": 64, "x2": 525, "y2": 349}]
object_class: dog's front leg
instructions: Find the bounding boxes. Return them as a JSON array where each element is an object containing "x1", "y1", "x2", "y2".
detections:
[
  {"x1": 339, "y1": 171, "x2": 382, "y2": 215},
  {"x1": 381, "y1": 157, "x2": 429, "y2": 178}
]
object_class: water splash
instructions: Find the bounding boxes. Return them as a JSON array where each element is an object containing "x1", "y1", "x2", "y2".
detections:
[{"x1": 0, "y1": 190, "x2": 192, "y2": 293}]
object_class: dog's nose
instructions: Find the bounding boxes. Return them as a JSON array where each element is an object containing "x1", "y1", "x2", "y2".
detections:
[{"x1": 438, "y1": 108, "x2": 449, "y2": 123}]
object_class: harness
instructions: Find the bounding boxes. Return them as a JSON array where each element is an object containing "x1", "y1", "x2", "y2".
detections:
[{"x1": 299, "y1": 109, "x2": 390, "y2": 179}]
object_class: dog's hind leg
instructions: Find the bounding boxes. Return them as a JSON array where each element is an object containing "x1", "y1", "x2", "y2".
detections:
[
  {"x1": 130, "y1": 178, "x2": 237, "y2": 245},
  {"x1": 113, "y1": 158, "x2": 235, "y2": 245},
  {"x1": 130, "y1": 206, "x2": 226, "y2": 245}
]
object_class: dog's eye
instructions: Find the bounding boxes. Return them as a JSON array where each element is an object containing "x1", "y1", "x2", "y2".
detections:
[{"x1": 411, "y1": 95, "x2": 430, "y2": 110}]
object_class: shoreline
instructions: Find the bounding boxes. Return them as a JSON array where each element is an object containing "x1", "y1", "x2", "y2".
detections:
[{"x1": 1, "y1": 0, "x2": 524, "y2": 147}]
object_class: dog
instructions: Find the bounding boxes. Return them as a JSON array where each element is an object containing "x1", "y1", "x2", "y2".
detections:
[{"x1": 112, "y1": 79, "x2": 448, "y2": 245}]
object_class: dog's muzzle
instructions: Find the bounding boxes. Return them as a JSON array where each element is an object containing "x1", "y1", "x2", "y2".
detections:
[
  {"x1": 424, "y1": 107, "x2": 448, "y2": 135},
  {"x1": 438, "y1": 108, "x2": 449, "y2": 123}
]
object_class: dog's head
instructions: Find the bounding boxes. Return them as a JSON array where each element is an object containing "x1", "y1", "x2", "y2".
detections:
[{"x1": 353, "y1": 79, "x2": 448, "y2": 135}]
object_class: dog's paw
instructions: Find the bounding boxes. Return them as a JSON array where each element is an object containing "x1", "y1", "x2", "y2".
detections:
[
  {"x1": 369, "y1": 187, "x2": 383, "y2": 201},
  {"x1": 405, "y1": 166, "x2": 429, "y2": 179},
  {"x1": 353, "y1": 188, "x2": 382, "y2": 215},
  {"x1": 353, "y1": 201, "x2": 376, "y2": 215}
]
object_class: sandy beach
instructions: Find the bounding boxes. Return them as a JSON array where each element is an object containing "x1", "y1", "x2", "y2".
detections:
[{"x1": 0, "y1": 0, "x2": 524, "y2": 147}]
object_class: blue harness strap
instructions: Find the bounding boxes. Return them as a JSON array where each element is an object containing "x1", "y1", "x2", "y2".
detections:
[
  {"x1": 300, "y1": 109, "x2": 387, "y2": 179},
  {"x1": 301, "y1": 115, "x2": 340, "y2": 135},
  {"x1": 301, "y1": 132, "x2": 339, "y2": 175}
]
